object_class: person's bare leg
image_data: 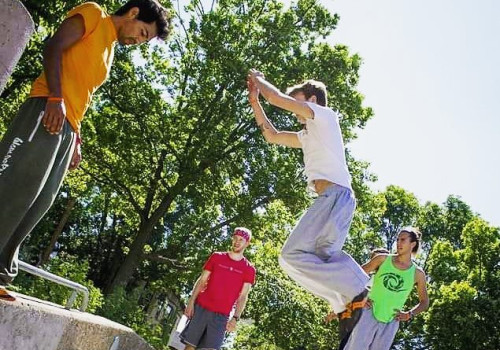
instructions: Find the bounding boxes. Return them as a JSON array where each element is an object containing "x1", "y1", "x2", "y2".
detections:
[{"x1": 184, "y1": 346, "x2": 196, "y2": 350}]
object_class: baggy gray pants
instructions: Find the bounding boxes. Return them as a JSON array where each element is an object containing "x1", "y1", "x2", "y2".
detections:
[
  {"x1": 0, "y1": 98, "x2": 76, "y2": 285},
  {"x1": 344, "y1": 308, "x2": 400, "y2": 350},
  {"x1": 279, "y1": 184, "x2": 369, "y2": 313}
]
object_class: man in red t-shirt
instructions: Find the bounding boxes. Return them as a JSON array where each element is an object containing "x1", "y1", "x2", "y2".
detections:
[{"x1": 181, "y1": 227, "x2": 256, "y2": 350}]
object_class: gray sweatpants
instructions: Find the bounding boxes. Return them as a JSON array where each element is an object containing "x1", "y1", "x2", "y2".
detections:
[
  {"x1": 0, "y1": 98, "x2": 76, "y2": 285},
  {"x1": 279, "y1": 184, "x2": 369, "y2": 313},
  {"x1": 344, "y1": 308, "x2": 399, "y2": 350}
]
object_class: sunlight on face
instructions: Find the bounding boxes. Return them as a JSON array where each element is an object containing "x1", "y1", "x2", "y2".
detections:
[
  {"x1": 397, "y1": 232, "x2": 414, "y2": 253},
  {"x1": 232, "y1": 235, "x2": 248, "y2": 252}
]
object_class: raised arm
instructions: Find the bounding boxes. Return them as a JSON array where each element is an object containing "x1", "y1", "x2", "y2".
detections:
[
  {"x1": 362, "y1": 254, "x2": 387, "y2": 274},
  {"x1": 184, "y1": 269, "x2": 211, "y2": 319},
  {"x1": 248, "y1": 69, "x2": 314, "y2": 120},
  {"x1": 226, "y1": 282, "x2": 252, "y2": 332},
  {"x1": 247, "y1": 79, "x2": 301, "y2": 148}
]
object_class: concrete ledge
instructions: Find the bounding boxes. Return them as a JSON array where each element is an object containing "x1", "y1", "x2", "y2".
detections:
[
  {"x1": 0, "y1": 0, "x2": 35, "y2": 93},
  {"x1": 0, "y1": 293, "x2": 155, "y2": 350}
]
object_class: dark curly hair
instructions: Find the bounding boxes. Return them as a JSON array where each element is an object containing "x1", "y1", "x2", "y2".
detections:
[{"x1": 115, "y1": 0, "x2": 172, "y2": 40}]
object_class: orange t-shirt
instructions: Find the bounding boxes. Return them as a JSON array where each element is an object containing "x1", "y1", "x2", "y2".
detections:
[{"x1": 30, "y1": 2, "x2": 117, "y2": 132}]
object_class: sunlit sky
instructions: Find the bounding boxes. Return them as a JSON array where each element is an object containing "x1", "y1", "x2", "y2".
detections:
[
  {"x1": 320, "y1": 0, "x2": 500, "y2": 227},
  {"x1": 174, "y1": 0, "x2": 500, "y2": 228}
]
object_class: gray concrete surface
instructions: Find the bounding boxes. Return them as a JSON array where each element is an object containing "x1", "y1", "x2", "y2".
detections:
[
  {"x1": 0, "y1": 0, "x2": 35, "y2": 94},
  {"x1": 0, "y1": 293, "x2": 155, "y2": 350}
]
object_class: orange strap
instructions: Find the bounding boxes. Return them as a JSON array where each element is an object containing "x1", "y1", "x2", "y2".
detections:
[
  {"x1": 47, "y1": 97, "x2": 64, "y2": 102},
  {"x1": 351, "y1": 300, "x2": 366, "y2": 310}
]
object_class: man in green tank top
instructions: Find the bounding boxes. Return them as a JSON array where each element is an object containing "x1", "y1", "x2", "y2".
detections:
[{"x1": 343, "y1": 228, "x2": 429, "y2": 350}]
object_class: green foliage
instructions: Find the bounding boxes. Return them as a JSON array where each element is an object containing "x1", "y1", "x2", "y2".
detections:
[
  {"x1": 13, "y1": 254, "x2": 103, "y2": 313},
  {"x1": 1, "y1": 1, "x2": 498, "y2": 349},
  {"x1": 426, "y1": 240, "x2": 464, "y2": 285},
  {"x1": 98, "y1": 287, "x2": 167, "y2": 349},
  {"x1": 423, "y1": 218, "x2": 500, "y2": 350},
  {"x1": 426, "y1": 281, "x2": 479, "y2": 349},
  {"x1": 379, "y1": 185, "x2": 421, "y2": 251}
]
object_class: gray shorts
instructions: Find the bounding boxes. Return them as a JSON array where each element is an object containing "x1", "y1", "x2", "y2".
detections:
[{"x1": 180, "y1": 304, "x2": 229, "y2": 349}]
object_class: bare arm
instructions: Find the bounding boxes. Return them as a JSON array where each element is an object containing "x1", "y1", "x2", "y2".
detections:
[
  {"x1": 184, "y1": 270, "x2": 211, "y2": 319},
  {"x1": 362, "y1": 254, "x2": 388, "y2": 274},
  {"x1": 249, "y1": 69, "x2": 314, "y2": 120},
  {"x1": 410, "y1": 269, "x2": 430, "y2": 316},
  {"x1": 395, "y1": 268, "x2": 429, "y2": 322},
  {"x1": 226, "y1": 282, "x2": 252, "y2": 332},
  {"x1": 44, "y1": 14, "x2": 84, "y2": 97},
  {"x1": 247, "y1": 79, "x2": 301, "y2": 148},
  {"x1": 68, "y1": 133, "x2": 82, "y2": 170},
  {"x1": 234, "y1": 282, "x2": 252, "y2": 319},
  {"x1": 42, "y1": 14, "x2": 85, "y2": 135}
]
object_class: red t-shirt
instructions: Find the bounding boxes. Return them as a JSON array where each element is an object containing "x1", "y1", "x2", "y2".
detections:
[{"x1": 196, "y1": 252, "x2": 256, "y2": 316}]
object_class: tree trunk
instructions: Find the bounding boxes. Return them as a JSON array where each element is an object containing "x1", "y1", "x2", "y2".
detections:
[
  {"x1": 104, "y1": 219, "x2": 157, "y2": 294},
  {"x1": 38, "y1": 197, "x2": 77, "y2": 266}
]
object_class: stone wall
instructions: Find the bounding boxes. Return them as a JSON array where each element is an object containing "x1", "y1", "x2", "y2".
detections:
[
  {"x1": 0, "y1": 294, "x2": 155, "y2": 350},
  {"x1": 0, "y1": 0, "x2": 35, "y2": 94}
]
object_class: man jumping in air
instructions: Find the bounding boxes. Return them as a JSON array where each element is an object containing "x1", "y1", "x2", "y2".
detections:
[{"x1": 247, "y1": 70, "x2": 369, "y2": 340}]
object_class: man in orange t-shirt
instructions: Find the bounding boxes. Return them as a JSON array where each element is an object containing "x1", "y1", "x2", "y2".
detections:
[{"x1": 0, "y1": 0, "x2": 171, "y2": 299}]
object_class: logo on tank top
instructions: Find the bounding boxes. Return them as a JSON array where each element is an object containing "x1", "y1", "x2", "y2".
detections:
[{"x1": 381, "y1": 272, "x2": 406, "y2": 292}]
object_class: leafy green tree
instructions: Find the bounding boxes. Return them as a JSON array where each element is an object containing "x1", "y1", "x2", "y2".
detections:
[
  {"x1": 77, "y1": 0, "x2": 372, "y2": 293},
  {"x1": 424, "y1": 218, "x2": 500, "y2": 350},
  {"x1": 378, "y1": 185, "x2": 421, "y2": 251},
  {"x1": 6, "y1": 2, "x2": 499, "y2": 350}
]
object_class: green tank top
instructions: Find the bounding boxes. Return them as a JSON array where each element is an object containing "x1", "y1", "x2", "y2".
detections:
[{"x1": 369, "y1": 255, "x2": 416, "y2": 323}]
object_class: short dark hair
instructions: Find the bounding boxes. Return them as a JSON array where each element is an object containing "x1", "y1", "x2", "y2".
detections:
[
  {"x1": 400, "y1": 227, "x2": 422, "y2": 254},
  {"x1": 115, "y1": 0, "x2": 172, "y2": 40},
  {"x1": 286, "y1": 80, "x2": 328, "y2": 107}
]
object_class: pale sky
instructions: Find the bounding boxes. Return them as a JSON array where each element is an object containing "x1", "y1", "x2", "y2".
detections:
[
  {"x1": 321, "y1": 0, "x2": 500, "y2": 227},
  {"x1": 175, "y1": 0, "x2": 500, "y2": 228}
]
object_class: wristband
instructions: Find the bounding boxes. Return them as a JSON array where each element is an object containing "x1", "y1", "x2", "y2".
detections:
[{"x1": 47, "y1": 97, "x2": 64, "y2": 102}]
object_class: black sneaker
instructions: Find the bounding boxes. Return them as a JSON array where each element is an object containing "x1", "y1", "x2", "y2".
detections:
[{"x1": 337, "y1": 289, "x2": 368, "y2": 343}]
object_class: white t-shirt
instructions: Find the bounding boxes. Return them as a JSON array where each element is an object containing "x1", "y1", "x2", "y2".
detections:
[{"x1": 297, "y1": 102, "x2": 352, "y2": 191}]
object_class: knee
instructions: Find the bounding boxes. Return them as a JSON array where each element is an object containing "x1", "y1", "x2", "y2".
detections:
[
  {"x1": 279, "y1": 249, "x2": 297, "y2": 271},
  {"x1": 278, "y1": 255, "x2": 288, "y2": 271},
  {"x1": 315, "y1": 244, "x2": 334, "y2": 261}
]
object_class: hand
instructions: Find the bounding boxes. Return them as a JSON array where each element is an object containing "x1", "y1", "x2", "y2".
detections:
[
  {"x1": 226, "y1": 317, "x2": 238, "y2": 332},
  {"x1": 394, "y1": 310, "x2": 412, "y2": 322},
  {"x1": 247, "y1": 68, "x2": 265, "y2": 84},
  {"x1": 364, "y1": 299, "x2": 373, "y2": 309},
  {"x1": 68, "y1": 134, "x2": 82, "y2": 171},
  {"x1": 247, "y1": 78, "x2": 259, "y2": 103},
  {"x1": 184, "y1": 301, "x2": 195, "y2": 319},
  {"x1": 43, "y1": 99, "x2": 67, "y2": 135},
  {"x1": 324, "y1": 311, "x2": 337, "y2": 324}
]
